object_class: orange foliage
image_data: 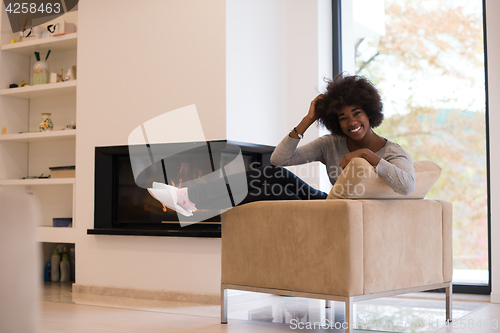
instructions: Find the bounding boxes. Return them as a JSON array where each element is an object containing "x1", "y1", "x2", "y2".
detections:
[{"x1": 357, "y1": 0, "x2": 488, "y2": 270}]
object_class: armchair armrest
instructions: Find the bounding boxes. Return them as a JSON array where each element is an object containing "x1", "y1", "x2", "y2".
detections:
[
  {"x1": 436, "y1": 200, "x2": 453, "y2": 282},
  {"x1": 359, "y1": 199, "x2": 447, "y2": 294}
]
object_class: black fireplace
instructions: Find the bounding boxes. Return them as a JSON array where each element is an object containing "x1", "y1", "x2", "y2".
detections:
[{"x1": 88, "y1": 141, "x2": 275, "y2": 238}]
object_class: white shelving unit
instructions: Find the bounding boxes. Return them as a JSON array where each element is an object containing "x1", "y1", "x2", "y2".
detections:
[
  {"x1": 0, "y1": 80, "x2": 76, "y2": 99},
  {"x1": 0, "y1": 14, "x2": 78, "y2": 245},
  {"x1": 0, "y1": 178, "x2": 75, "y2": 186},
  {"x1": 1, "y1": 33, "x2": 77, "y2": 55},
  {"x1": 38, "y1": 226, "x2": 77, "y2": 244},
  {"x1": 0, "y1": 129, "x2": 76, "y2": 142}
]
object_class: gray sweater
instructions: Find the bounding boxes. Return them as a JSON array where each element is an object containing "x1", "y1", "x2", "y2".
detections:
[{"x1": 270, "y1": 134, "x2": 416, "y2": 195}]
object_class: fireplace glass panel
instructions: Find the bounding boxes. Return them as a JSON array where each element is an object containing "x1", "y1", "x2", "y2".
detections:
[{"x1": 91, "y1": 141, "x2": 274, "y2": 237}]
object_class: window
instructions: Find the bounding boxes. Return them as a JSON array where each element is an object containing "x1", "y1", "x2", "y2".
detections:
[{"x1": 339, "y1": 0, "x2": 489, "y2": 289}]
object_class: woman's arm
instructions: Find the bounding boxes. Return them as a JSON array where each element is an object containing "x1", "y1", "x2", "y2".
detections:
[
  {"x1": 271, "y1": 95, "x2": 326, "y2": 166},
  {"x1": 339, "y1": 149, "x2": 381, "y2": 169},
  {"x1": 289, "y1": 95, "x2": 323, "y2": 139},
  {"x1": 375, "y1": 146, "x2": 416, "y2": 196},
  {"x1": 338, "y1": 141, "x2": 415, "y2": 196},
  {"x1": 270, "y1": 134, "x2": 327, "y2": 166}
]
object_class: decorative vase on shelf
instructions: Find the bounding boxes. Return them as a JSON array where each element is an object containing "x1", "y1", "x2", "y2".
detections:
[
  {"x1": 33, "y1": 60, "x2": 49, "y2": 85},
  {"x1": 39, "y1": 113, "x2": 54, "y2": 132}
]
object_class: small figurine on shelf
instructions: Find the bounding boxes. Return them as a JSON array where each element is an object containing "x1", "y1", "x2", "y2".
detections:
[
  {"x1": 39, "y1": 113, "x2": 54, "y2": 132},
  {"x1": 19, "y1": 80, "x2": 29, "y2": 87},
  {"x1": 50, "y1": 72, "x2": 62, "y2": 83},
  {"x1": 64, "y1": 68, "x2": 75, "y2": 81},
  {"x1": 65, "y1": 121, "x2": 76, "y2": 130}
]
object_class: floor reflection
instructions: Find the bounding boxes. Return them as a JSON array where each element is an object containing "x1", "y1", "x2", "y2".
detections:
[
  {"x1": 227, "y1": 294, "x2": 485, "y2": 332},
  {"x1": 42, "y1": 283, "x2": 487, "y2": 333}
]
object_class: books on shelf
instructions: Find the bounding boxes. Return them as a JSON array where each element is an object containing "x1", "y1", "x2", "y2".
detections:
[{"x1": 49, "y1": 166, "x2": 75, "y2": 179}]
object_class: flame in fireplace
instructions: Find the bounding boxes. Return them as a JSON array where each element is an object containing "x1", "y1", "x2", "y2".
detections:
[{"x1": 148, "y1": 162, "x2": 219, "y2": 216}]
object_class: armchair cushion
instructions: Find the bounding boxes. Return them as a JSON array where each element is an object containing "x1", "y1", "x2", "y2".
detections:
[{"x1": 327, "y1": 158, "x2": 441, "y2": 200}]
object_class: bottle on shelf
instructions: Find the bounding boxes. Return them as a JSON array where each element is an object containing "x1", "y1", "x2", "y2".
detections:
[
  {"x1": 59, "y1": 254, "x2": 70, "y2": 282},
  {"x1": 44, "y1": 262, "x2": 51, "y2": 282},
  {"x1": 51, "y1": 248, "x2": 60, "y2": 282},
  {"x1": 69, "y1": 247, "x2": 75, "y2": 281}
]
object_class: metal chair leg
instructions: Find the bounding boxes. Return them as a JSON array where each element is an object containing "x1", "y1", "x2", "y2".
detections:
[
  {"x1": 345, "y1": 297, "x2": 353, "y2": 333},
  {"x1": 221, "y1": 285, "x2": 227, "y2": 324},
  {"x1": 446, "y1": 283, "x2": 453, "y2": 323}
]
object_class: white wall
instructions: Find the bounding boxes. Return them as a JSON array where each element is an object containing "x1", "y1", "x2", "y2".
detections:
[
  {"x1": 76, "y1": 0, "x2": 226, "y2": 294},
  {"x1": 226, "y1": 0, "x2": 332, "y2": 190},
  {"x1": 76, "y1": 0, "x2": 331, "y2": 295},
  {"x1": 226, "y1": 0, "x2": 287, "y2": 146},
  {"x1": 318, "y1": 0, "x2": 334, "y2": 192},
  {"x1": 282, "y1": 0, "x2": 324, "y2": 189},
  {"x1": 486, "y1": 0, "x2": 500, "y2": 303}
]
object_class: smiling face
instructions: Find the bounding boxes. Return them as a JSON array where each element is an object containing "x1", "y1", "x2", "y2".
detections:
[{"x1": 337, "y1": 105, "x2": 371, "y2": 141}]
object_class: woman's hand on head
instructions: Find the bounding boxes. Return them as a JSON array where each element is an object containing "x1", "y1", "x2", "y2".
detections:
[
  {"x1": 291, "y1": 95, "x2": 323, "y2": 139},
  {"x1": 307, "y1": 94, "x2": 324, "y2": 123}
]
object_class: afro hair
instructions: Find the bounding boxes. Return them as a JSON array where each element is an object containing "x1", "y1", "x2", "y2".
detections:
[{"x1": 315, "y1": 73, "x2": 384, "y2": 137}]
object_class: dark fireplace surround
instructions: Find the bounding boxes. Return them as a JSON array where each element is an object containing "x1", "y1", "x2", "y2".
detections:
[{"x1": 88, "y1": 141, "x2": 274, "y2": 238}]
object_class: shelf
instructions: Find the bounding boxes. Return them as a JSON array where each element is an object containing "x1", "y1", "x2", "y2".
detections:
[
  {"x1": 1, "y1": 33, "x2": 77, "y2": 55},
  {"x1": 0, "y1": 129, "x2": 76, "y2": 142},
  {"x1": 0, "y1": 178, "x2": 75, "y2": 186},
  {"x1": 38, "y1": 226, "x2": 76, "y2": 243},
  {"x1": 0, "y1": 80, "x2": 76, "y2": 99},
  {"x1": 87, "y1": 228, "x2": 221, "y2": 238}
]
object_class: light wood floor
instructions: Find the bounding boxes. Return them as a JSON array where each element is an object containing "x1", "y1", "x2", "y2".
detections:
[{"x1": 40, "y1": 284, "x2": 496, "y2": 333}]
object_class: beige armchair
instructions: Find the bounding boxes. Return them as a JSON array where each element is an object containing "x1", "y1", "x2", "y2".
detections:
[{"x1": 220, "y1": 159, "x2": 452, "y2": 332}]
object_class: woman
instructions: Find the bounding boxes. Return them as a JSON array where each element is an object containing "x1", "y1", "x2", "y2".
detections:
[{"x1": 148, "y1": 73, "x2": 415, "y2": 216}]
